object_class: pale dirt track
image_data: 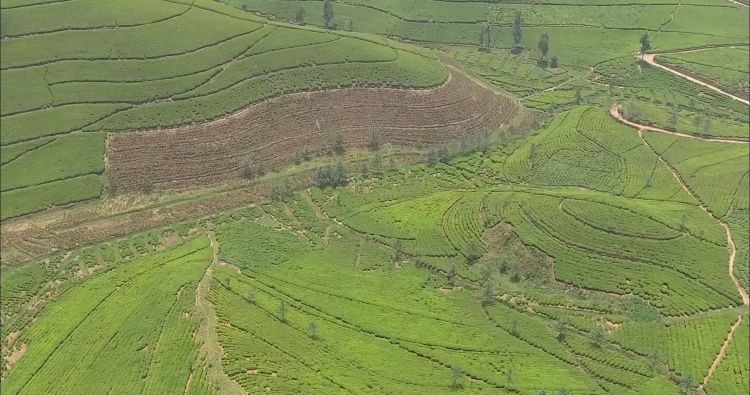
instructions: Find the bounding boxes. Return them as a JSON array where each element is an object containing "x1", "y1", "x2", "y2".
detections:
[
  {"x1": 700, "y1": 315, "x2": 743, "y2": 390},
  {"x1": 192, "y1": 233, "x2": 246, "y2": 395},
  {"x1": 609, "y1": 105, "x2": 748, "y2": 144},
  {"x1": 640, "y1": 53, "x2": 750, "y2": 106},
  {"x1": 727, "y1": 0, "x2": 749, "y2": 8}
]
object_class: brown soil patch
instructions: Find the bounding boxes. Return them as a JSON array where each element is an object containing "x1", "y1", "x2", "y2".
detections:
[
  {"x1": 5, "y1": 343, "x2": 27, "y2": 369},
  {"x1": 107, "y1": 70, "x2": 517, "y2": 192}
]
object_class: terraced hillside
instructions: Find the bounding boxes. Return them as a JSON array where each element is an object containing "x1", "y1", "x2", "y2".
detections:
[
  {"x1": 1, "y1": 0, "x2": 507, "y2": 220},
  {"x1": 1, "y1": 0, "x2": 748, "y2": 394}
]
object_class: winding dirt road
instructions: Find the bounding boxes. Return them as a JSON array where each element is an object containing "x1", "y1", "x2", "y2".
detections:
[
  {"x1": 640, "y1": 53, "x2": 749, "y2": 106},
  {"x1": 700, "y1": 315, "x2": 743, "y2": 390},
  {"x1": 609, "y1": 105, "x2": 748, "y2": 144}
]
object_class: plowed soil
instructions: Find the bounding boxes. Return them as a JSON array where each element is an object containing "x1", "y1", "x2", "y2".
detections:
[{"x1": 107, "y1": 69, "x2": 517, "y2": 191}]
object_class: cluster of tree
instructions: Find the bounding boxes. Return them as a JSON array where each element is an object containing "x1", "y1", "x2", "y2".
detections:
[
  {"x1": 425, "y1": 132, "x2": 494, "y2": 166},
  {"x1": 316, "y1": 162, "x2": 348, "y2": 188},
  {"x1": 241, "y1": 154, "x2": 267, "y2": 180}
]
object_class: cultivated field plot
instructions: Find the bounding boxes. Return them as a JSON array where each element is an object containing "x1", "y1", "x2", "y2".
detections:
[
  {"x1": 0, "y1": 0, "x2": 451, "y2": 220},
  {"x1": 2, "y1": 237, "x2": 212, "y2": 394},
  {"x1": 106, "y1": 69, "x2": 517, "y2": 192}
]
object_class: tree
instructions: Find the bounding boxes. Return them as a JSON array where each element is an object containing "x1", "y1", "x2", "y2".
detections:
[
  {"x1": 538, "y1": 391, "x2": 547, "y2": 395},
  {"x1": 368, "y1": 129, "x2": 381, "y2": 151},
  {"x1": 479, "y1": 23, "x2": 491, "y2": 52},
  {"x1": 537, "y1": 33, "x2": 549, "y2": 63},
  {"x1": 241, "y1": 154, "x2": 264, "y2": 180},
  {"x1": 648, "y1": 348, "x2": 665, "y2": 371},
  {"x1": 512, "y1": 12, "x2": 523, "y2": 51},
  {"x1": 309, "y1": 320, "x2": 318, "y2": 339},
  {"x1": 639, "y1": 31, "x2": 651, "y2": 60},
  {"x1": 679, "y1": 374, "x2": 695, "y2": 394},
  {"x1": 555, "y1": 319, "x2": 567, "y2": 341},
  {"x1": 575, "y1": 89, "x2": 582, "y2": 104},
  {"x1": 481, "y1": 281, "x2": 495, "y2": 305},
  {"x1": 450, "y1": 366, "x2": 464, "y2": 389},
  {"x1": 448, "y1": 264, "x2": 458, "y2": 286},
  {"x1": 316, "y1": 163, "x2": 348, "y2": 188},
  {"x1": 550, "y1": 55, "x2": 558, "y2": 68},
  {"x1": 330, "y1": 132, "x2": 345, "y2": 156},
  {"x1": 323, "y1": 0, "x2": 334, "y2": 28},
  {"x1": 557, "y1": 390, "x2": 571, "y2": 395},
  {"x1": 680, "y1": 213, "x2": 688, "y2": 232},
  {"x1": 140, "y1": 176, "x2": 154, "y2": 194},
  {"x1": 279, "y1": 301, "x2": 287, "y2": 322},
  {"x1": 245, "y1": 291, "x2": 256, "y2": 304},
  {"x1": 668, "y1": 108, "x2": 678, "y2": 127},
  {"x1": 510, "y1": 319, "x2": 519, "y2": 336},
  {"x1": 499, "y1": 258, "x2": 510, "y2": 274},
  {"x1": 591, "y1": 327, "x2": 605, "y2": 347},
  {"x1": 392, "y1": 239, "x2": 403, "y2": 262},
  {"x1": 271, "y1": 178, "x2": 292, "y2": 201},
  {"x1": 295, "y1": 7, "x2": 306, "y2": 24},
  {"x1": 465, "y1": 241, "x2": 482, "y2": 264}
]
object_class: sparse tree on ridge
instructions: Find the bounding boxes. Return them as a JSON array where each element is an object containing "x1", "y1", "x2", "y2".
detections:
[
  {"x1": 640, "y1": 31, "x2": 651, "y2": 60},
  {"x1": 550, "y1": 55, "x2": 558, "y2": 68},
  {"x1": 323, "y1": 0, "x2": 334, "y2": 29},
  {"x1": 512, "y1": 12, "x2": 523, "y2": 51},
  {"x1": 575, "y1": 89, "x2": 582, "y2": 104},
  {"x1": 591, "y1": 327, "x2": 605, "y2": 347},
  {"x1": 448, "y1": 264, "x2": 458, "y2": 286},
  {"x1": 450, "y1": 366, "x2": 464, "y2": 389},
  {"x1": 368, "y1": 129, "x2": 381, "y2": 151},
  {"x1": 279, "y1": 301, "x2": 287, "y2": 322},
  {"x1": 537, "y1": 33, "x2": 549, "y2": 63},
  {"x1": 479, "y1": 23, "x2": 491, "y2": 52},
  {"x1": 295, "y1": 7, "x2": 306, "y2": 25},
  {"x1": 481, "y1": 281, "x2": 495, "y2": 305},
  {"x1": 555, "y1": 319, "x2": 567, "y2": 341},
  {"x1": 309, "y1": 320, "x2": 318, "y2": 339}
]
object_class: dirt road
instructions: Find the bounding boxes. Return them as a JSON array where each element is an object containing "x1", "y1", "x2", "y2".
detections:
[
  {"x1": 640, "y1": 53, "x2": 749, "y2": 106},
  {"x1": 609, "y1": 105, "x2": 748, "y2": 144}
]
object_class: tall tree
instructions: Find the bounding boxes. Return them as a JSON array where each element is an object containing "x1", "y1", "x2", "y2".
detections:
[
  {"x1": 512, "y1": 12, "x2": 523, "y2": 50},
  {"x1": 295, "y1": 7, "x2": 306, "y2": 24},
  {"x1": 640, "y1": 31, "x2": 651, "y2": 60},
  {"x1": 537, "y1": 33, "x2": 549, "y2": 63},
  {"x1": 309, "y1": 320, "x2": 318, "y2": 339},
  {"x1": 450, "y1": 366, "x2": 464, "y2": 389},
  {"x1": 323, "y1": 0, "x2": 334, "y2": 28},
  {"x1": 279, "y1": 301, "x2": 287, "y2": 322},
  {"x1": 479, "y1": 23, "x2": 491, "y2": 52}
]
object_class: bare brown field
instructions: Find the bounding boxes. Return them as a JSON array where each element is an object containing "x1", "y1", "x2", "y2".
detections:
[{"x1": 107, "y1": 69, "x2": 517, "y2": 192}]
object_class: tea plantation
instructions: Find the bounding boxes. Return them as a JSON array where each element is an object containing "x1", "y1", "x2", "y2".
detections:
[{"x1": 1, "y1": 0, "x2": 748, "y2": 394}]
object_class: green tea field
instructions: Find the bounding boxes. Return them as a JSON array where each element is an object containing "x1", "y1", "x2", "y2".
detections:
[{"x1": 1, "y1": 0, "x2": 748, "y2": 394}]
